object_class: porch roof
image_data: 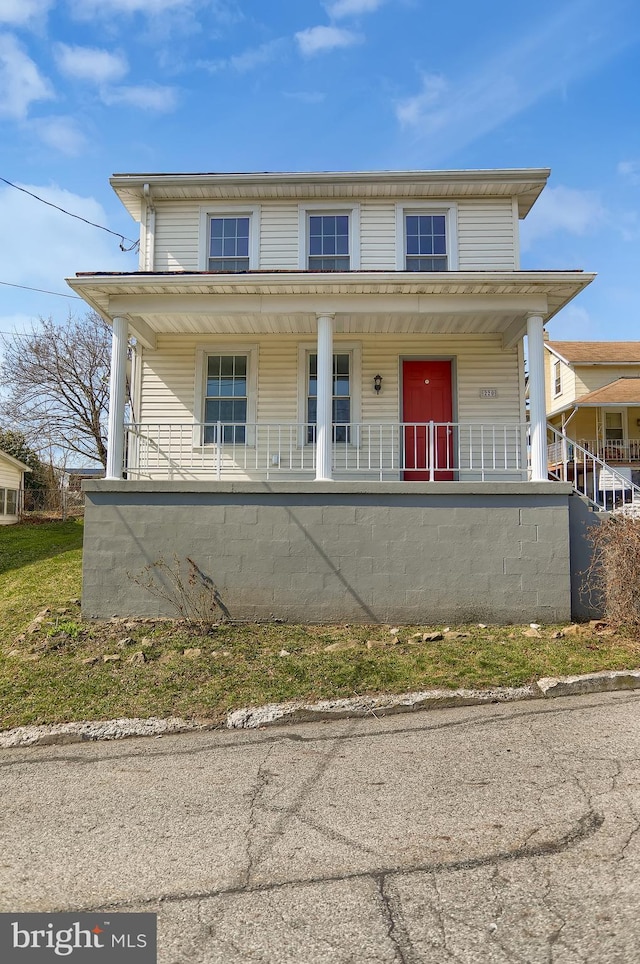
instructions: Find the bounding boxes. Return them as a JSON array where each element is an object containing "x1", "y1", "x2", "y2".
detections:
[{"x1": 67, "y1": 270, "x2": 595, "y2": 349}]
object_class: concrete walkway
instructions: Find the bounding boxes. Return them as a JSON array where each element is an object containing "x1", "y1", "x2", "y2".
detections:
[{"x1": 1, "y1": 691, "x2": 639, "y2": 962}]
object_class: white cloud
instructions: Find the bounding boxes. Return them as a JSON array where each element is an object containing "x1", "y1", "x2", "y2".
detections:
[
  {"x1": 0, "y1": 182, "x2": 136, "y2": 296},
  {"x1": 396, "y1": 73, "x2": 448, "y2": 127},
  {"x1": 0, "y1": 33, "x2": 53, "y2": 119},
  {"x1": 295, "y1": 25, "x2": 361, "y2": 56},
  {"x1": 618, "y1": 160, "x2": 640, "y2": 185},
  {"x1": 394, "y1": 0, "x2": 634, "y2": 163},
  {"x1": 0, "y1": 0, "x2": 53, "y2": 26},
  {"x1": 199, "y1": 38, "x2": 286, "y2": 73},
  {"x1": 54, "y1": 43, "x2": 128, "y2": 84},
  {"x1": 69, "y1": 0, "x2": 193, "y2": 15},
  {"x1": 520, "y1": 186, "x2": 605, "y2": 251},
  {"x1": 100, "y1": 83, "x2": 178, "y2": 111},
  {"x1": 31, "y1": 116, "x2": 87, "y2": 156},
  {"x1": 325, "y1": 0, "x2": 385, "y2": 18}
]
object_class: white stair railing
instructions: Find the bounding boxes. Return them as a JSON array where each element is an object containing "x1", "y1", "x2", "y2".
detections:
[{"x1": 547, "y1": 424, "x2": 640, "y2": 513}]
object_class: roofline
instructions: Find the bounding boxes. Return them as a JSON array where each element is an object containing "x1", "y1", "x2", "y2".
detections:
[
  {"x1": 0, "y1": 449, "x2": 32, "y2": 472},
  {"x1": 110, "y1": 167, "x2": 551, "y2": 186},
  {"x1": 544, "y1": 344, "x2": 571, "y2": 365}
]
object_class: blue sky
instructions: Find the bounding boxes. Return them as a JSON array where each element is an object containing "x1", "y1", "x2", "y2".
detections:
[{"x1": 0, "y1": 0, "x2": 639, "y2": 345}]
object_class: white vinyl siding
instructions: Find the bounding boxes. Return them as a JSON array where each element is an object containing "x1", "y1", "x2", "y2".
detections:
[
  {"x1": 360, "y1": 202, "x2": 397, "y2": 269},
  {"x1": 259, "y1": 203, "x2": 299, "y2": 269},
  {"x1": 153, "y1": 202, "x2": 200, "y2": 271},
  {"x1": 457, "y1": 199, "x2": 516, "y2": 270},
  {"x1": 150, "y1": 196, "x2": 519, "y2": 273},
  {"x1": 134, "y1": 333, "x2": 520, "y2": 479},
  {"x1": 0, "y1": 456, "x2": 23, "y2": 522}
]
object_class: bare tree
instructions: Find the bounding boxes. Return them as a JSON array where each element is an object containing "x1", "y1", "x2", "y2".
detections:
[{"x1": 0, "y1": 312, "x2": 112, "y2": 468}]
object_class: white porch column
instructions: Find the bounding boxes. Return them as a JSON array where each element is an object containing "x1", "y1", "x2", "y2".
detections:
[
  {"x1": 315, "y1": 313, "x2": 335, "y2": 482},
  {"x1": 527, "y1": 313, "x2": 547, "y2": 482},
  {"x1": 106, "y1": 315, "x2": 129, "y2": 480}
]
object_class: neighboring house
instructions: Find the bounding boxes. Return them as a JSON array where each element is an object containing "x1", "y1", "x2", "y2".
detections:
[
  {"x1": 62, "y1": 467, "x2": 105, "y2": 491},
  {"x1": 0, "y1": 449, "x2": 30, "y2": 525},
  {"x1": 68, "y1": 168, "x2": 598, "y2": 623},
  {"x1": 545, "y1": 341, "x2": 640, "y2": 493}
]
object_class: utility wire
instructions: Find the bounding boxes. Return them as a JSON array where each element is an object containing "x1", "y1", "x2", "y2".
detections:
[
  {"x1": 0, "y1": 280, "x2": 82, "y2": 300},
  {"x1": 0, "y1": 176, "x2": 139, "y2": 252}
]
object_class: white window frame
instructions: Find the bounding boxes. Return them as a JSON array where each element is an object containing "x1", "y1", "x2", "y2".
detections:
[
  {"x1": 296, "y1": 341, "x2": 362, "y2": 446},
  {"x1": 602, "y1": 409, "x2": 626, "y2": 444},
  {"x1": 298, "y1": 203, "x2": 361, "y2": 271},
  {"x1": 553, "y1": 359, "x2": 562, "y2": 397},
  {"x1": 395, "y1": 202, "x2": 458, "y2": 271},
  {"x1": 198, "y1": 205, "x2": 261, "y2": 271},
  {"x1": 5, "y1": 488, "x2": 18, "y2": 515},
  {"x1": 194, "y1": 344, "x2": 259, "y2": 445}
]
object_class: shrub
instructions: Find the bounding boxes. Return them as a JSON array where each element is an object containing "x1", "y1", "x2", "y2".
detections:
[{"x1": 586, "y1": 516, "x2": 640, "y2": 628}]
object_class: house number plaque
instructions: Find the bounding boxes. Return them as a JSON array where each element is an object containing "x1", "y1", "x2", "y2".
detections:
[{"x1": 480, "y1": 388, "x2": 498, "y2": 398}]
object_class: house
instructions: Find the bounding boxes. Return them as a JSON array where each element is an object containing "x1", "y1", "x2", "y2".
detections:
[
  {"x1": 67, "y1": 168, "x2": 599, "y2": 624},
  {"x1": 546, "y1": 341, "x2": 640, "y2": 479},
  {"x1": 0, "y1": 449, "x2": 30, "y2": 524}
]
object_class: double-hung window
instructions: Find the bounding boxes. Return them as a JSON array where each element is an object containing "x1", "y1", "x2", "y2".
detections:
[
  {"x1": 204, "y1": 354, "x2": 248, "y2": 444},
  {"x1": 306, "y1": 352, "x2": 352, "y2": 443},
  {"x1": 195, "y1": 344, "x2": 258, "y2": 447},
  {"x1": 405, "y1": 214, "x2": 447, "y2": 271},
  {"x1": 208, "y1": 217, "x2": 250, "y2": 272},
  {"x1": 553, "y1": 360, "x2": 562, "y2": 396},
  {"x1": 299, "y1": 204, "x2": 360, "y2": 271},
  {"x1": 396, "y1": 203, "x2": 457, "y2": 271},
  {"x1": 308, "y1": 215, "x2": 350, "y2": 271},
  {"x1": 200, "y1": 206, "x2": 259, "y2": 271}
]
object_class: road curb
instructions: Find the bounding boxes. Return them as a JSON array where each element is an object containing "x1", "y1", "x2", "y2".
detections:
[{"x1": 2, "y1": 670, "x2": 639, "y2": 747}]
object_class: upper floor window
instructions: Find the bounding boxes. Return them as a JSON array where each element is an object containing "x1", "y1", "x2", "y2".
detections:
[
  {"x1": 199, "y1": 205, "x2": 260, "y2": 272},
  {"x1": 208, "y1": 217, "x2": 250, "y2": 272},
  {"x1": 396, "y1": 202, "x2": 458, "y2": 272},
  {"x1": 405, "y1": 214, "x2": 447, "y2": 271},
  {"x1": 299, "y1": 204, "x2": 360, "y2": 272},
  {"x1": 308, "y1": 215, "x2": 350, "y2": 271},
  {"x1": 553, "y1": 359, "x2": 562, "y2": 396}
]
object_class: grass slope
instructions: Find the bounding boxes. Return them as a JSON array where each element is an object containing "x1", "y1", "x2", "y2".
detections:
[{"x1": 0, "y1": 519, "x2": 639, "y2": 730}]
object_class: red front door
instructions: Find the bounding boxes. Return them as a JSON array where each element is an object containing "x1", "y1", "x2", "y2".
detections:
[{"x1": 402, "y1": 360, "x2": 453, "y2": 480}]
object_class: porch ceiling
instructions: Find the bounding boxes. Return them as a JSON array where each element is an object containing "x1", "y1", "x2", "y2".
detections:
[{"x1": 67, "y1": 270, "x2": 595, "y2": 347}]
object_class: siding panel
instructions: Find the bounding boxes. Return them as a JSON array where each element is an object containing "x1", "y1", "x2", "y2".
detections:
[{"x1": 458, "y1": 200, "x2": 516, "y2": 270}]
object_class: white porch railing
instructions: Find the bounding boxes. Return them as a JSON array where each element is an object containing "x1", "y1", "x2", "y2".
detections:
[
  {"x1": 573, "y1": 439, "x2": 640, "y2": 463},
  {"x1": 547, "y1": 425, "x2": 640, "y2": 513},
  {"x1": 123, "y1": 421, "x2": 528, "y2": 482}
]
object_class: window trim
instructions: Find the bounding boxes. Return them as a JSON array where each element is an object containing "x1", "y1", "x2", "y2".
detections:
[
  {"x1": 395, "y1": 201, "x2": 458, "y2": 271},
  {"x1": 194, "y1": 344, "x2": 259, "y2": 445},
  {"x1": 553, "y1": 359, "x2": 562, "y2": 397},
  {"x1": 296, "y1": 341, "x2": 362, "y2": 446},
  {"x1": 298, "y1": 203, "x2": 361, "y2": 271},
  {"x1": 198, "y1": 205, "x2": 261, "y2": 271}
]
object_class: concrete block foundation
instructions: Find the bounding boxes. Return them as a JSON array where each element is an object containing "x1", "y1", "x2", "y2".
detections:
[{"x1": 82, "y1": 481, "x2": 581, "y2": 624}]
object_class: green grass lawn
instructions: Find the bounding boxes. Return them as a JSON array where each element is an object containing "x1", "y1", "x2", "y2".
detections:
[{"x1": 1, "y1": 518, "x2": 639, "y2": 730}]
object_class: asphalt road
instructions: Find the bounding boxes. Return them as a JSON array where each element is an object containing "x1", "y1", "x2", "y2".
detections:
[{"x1": 1, "y1": 691, "x2": 639, "y2": 963}]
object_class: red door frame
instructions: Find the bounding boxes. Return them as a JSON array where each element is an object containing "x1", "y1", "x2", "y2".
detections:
[{"x1": 401, "y1": 358, "x2": 455, "y2": 481}]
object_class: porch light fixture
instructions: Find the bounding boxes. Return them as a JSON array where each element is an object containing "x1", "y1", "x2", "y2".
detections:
[{"x1": 373, "y1": 374, "x2": 383, "y2": 395}]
